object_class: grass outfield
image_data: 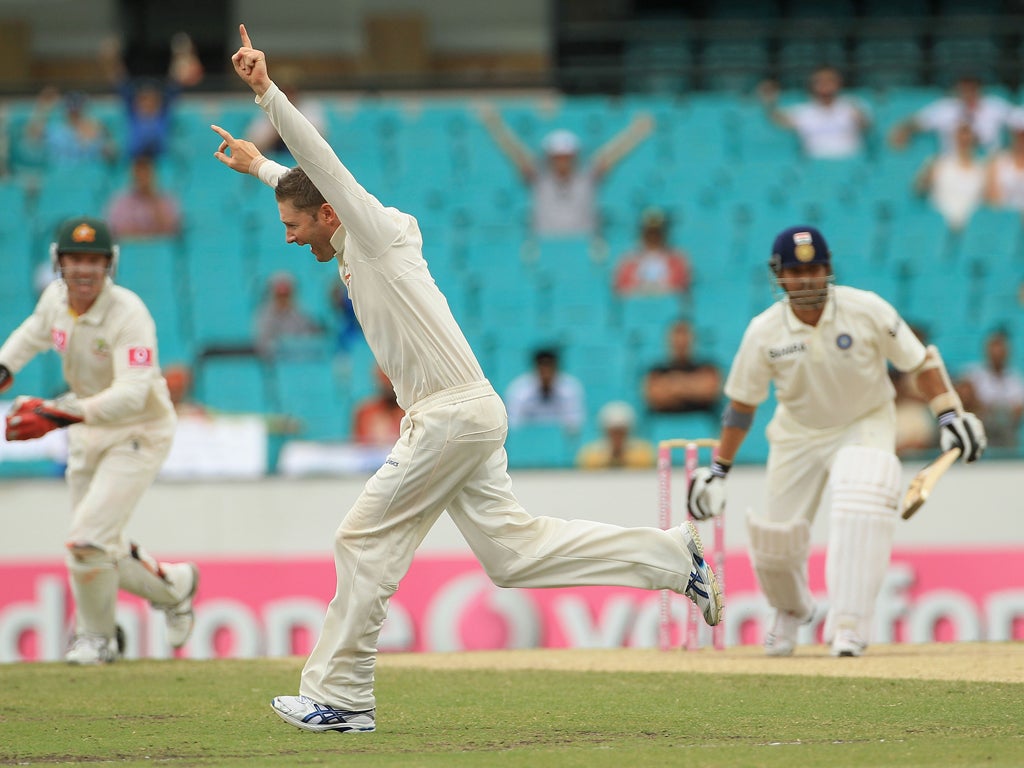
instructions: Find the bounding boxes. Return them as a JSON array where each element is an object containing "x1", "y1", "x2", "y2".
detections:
[{"x1": 2, "y1": 645, "x2": 1022, "y2": 767}]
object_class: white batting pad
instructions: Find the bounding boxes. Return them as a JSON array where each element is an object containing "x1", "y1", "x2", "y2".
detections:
[
  {"x1": 116, "y1": 545, "x2": 190, "y2": 608},
  {"x1": 67, "y1": 552, "x2": 120, "y2": 637},
  {"x1": 746, "y1": 515, "x2": 815, "y2": 619},
  {"x1": 824, "y1": 445, "x2": 902, "y2": 643}
]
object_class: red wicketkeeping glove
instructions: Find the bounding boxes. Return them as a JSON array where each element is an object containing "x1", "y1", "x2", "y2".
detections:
[{"x1": 5, "y1": 396, "x2": 84, "y2": 441}]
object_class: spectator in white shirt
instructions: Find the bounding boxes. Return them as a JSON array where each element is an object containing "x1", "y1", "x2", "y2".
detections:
[
  {"x1": 889, "y1": 73, "x2": 1012, "y2": 155},
  {"x1": 758, "y1": 67, "x2": 871, "y2": 159},
  {"x1": 958, "y1": 328, "x2": 1024, "y2": 449},
  {"x1": 504, "y1": 348, "x2": 586, "y2": 433}
]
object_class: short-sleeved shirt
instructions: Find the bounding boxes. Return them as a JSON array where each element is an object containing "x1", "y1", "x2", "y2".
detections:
[
  {"x1": 531, "y1": 168, "x2": 598, "y2": 236},
  {"x1": 914, "y1": 96, "x2": 1012, "y2": 153},
  {"x1": 785, "y1": 98, "x2": 867, "y2": 158},
  {"x1": 724, "y1": 286, "x2": 927, "y2": 431}
]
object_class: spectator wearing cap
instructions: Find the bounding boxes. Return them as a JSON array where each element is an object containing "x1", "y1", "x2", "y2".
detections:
[
  {"x1": 613, "y1": 208, "x2": 692, "y2": 297},
  {"x1": 479, "y1": 105, "x2": 654, "y2": 238},
  {"x1": 105, "y1": 152, "x2": 182, "y2": 238},
  {"x1": 577, "y1": 401, "x2": 656, "y2": 469},
  {"x1": 985, "y1": 108, "x2": 1024, "y2": 211},
  {"x1": 254, "y1": 271, "x2": 323, "y2": 357},
  {"x1": 504, "y1": 347, "x2": 586, "y2": 433},
  {"x1": 758, "y1": 66, "x2": 871, "y2": 160}
]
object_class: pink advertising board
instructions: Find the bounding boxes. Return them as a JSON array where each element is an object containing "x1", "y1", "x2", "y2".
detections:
[{"x1": 1, "y1": 549, "x2": 1022, "y2": 662}]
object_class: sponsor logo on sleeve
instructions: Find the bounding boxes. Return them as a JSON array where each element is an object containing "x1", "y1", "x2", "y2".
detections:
[
  {"x1": 128, "y1": 347, "x2": 153, "y2": 367},
  {"x1": 52, "y1": 329, "x2": 67, "y2": 352}
]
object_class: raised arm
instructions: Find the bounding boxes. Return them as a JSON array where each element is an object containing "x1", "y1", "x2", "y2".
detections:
[
  {"x1": 591, "y1": 113, "x2": 654, "y2": 179},
  {"x1": 478, "y1": 104, "x2": 538, "y2": 182},
  {"x1": 229, "y1": 24, "x2": 403, "y2": 252}
]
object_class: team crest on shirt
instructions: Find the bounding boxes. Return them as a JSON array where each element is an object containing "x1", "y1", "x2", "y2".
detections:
[
  {"x1": 836, "y1": 333, "x2": 853, "y2": 350},
  {"x1": 128, "y1": 347, "x2": 153, "y2": 367},
  {"x1": 52, "y1": 328, "x2": 67, "y2": 352},
  {"x1": 92, "y1": 338, "x2": 111, "y2": 358}
]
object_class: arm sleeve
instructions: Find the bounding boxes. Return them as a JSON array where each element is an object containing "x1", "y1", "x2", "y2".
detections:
[
  {"x1": 723, "y1": 325, "x2": 773, "y2": 407},
  {"x1": 0, "y1": 290, "x2": 58, "y2": 373},
  {"x1": 255, "y1": 83, "x2": 405, "y2": 256},
  {"x1": 255, "y1": 157, "x2": 290, "y2": 189},
  {"x1": 78, "y1": 305, "x2": 161, "y2": 424},
  {"x1": 879, "y1": 301, "x2": 928, "y2": 373}
]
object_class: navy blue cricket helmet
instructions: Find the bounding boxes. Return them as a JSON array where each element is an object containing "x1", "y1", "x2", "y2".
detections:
[{"x1": 768, "y1": 225, "x2": 831, "y2": 275}]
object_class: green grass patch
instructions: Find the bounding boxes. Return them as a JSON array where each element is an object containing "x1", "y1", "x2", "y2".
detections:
[{"x1": 0, "y1": 657, "x2": 1020, "y2": 767}]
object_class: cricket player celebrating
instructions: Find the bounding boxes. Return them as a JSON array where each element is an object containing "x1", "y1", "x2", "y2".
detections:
[
  {"x1": 0, "y1": 217, "x2": 198, "y2": 664},
  {"x1": 213, "y1": 25, "x2": 721, "y2": 734},
  {"x1": 687, "y1": 225, "x2": 985, "y2": 657}
]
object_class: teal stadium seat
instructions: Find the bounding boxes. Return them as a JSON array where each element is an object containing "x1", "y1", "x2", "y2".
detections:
[{"x1": 505, "y1": 423, "x2": 578, "y2": 469}]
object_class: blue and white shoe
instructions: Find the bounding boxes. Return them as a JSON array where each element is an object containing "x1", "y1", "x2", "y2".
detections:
[
  {"x1": 680, "y1": 521, "x2": 723, "y2": 626},
  {"x1": 271, "y1": 695, "x2": 376, "y2": 733}
]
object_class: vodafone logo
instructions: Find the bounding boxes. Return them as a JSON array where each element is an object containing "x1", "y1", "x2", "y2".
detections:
[
  {"x1": 52, "y1": 329, "x2": 67, "y2": 352},
  {"x1": 128, "y1": 347, "x2": 153, "y2": 367}
]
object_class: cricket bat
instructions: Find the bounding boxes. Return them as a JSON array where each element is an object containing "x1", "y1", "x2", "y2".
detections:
[{"x1": 901, "y1": 447, "x2": 962, "y2": 520}]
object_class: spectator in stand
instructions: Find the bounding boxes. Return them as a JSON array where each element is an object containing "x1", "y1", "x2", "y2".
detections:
[
  {"x1": 21, "y1": 88, "x2": 117, "y2": 169},
  {"x1": 889, "y1": 73, "x2": 1012, "y2": 155},
  {"x1": 99, "y1": 32, "x2": 203, "y2": 161},
  {"x1": 504, "y1": 348, "x2": 586, "y2": 434},
  {"x1": 613, "y1": 208, "x2": 692, "y2": 297},
  {"x1": 758, "y1": 66, "x2": 871, "y2": 159},
  {"x1": 913, "y1": 122, "x2": 986, "y2": 231},
  {"x1": 957, "y1": 328, "x2": 1024, "y2": 450},
  {"x1": 105, "y1": 152, "x2": 182, "y2": 238},
  {"x1": 644, "y1": 319, "x2": 722, "y2": 416},
  {"x1": 352, "y1": 367, "x2": 405, "y2": 447},
  {"x1": 480, "y1": 105, "x2": 654, "y2": 238},
  {"x1": 984, "y1": 108, "x2": 1024, "y2": 211},
  {"x1": 245, "y1": 66, "x2": 326, "y2": 163},
  {"x1": 577, "y1": 401, "x2": 655, "y2": 470},
  {"x1": 254, "y1": 271, "x2": 323, "y2": 357}
]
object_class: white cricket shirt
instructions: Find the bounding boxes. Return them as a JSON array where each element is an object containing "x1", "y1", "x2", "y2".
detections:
[
  {"x1": 255, "y1": 84, "x2": 485, "y2": 410},
  {"x1": 724, "y1": 286, "x2": 927, "y2": 430},
  {"x1": 0, "y1": 278, "x2": 175, "y2": 425}
]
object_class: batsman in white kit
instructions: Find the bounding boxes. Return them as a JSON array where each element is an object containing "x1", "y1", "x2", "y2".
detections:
[
  {"x1": 687, "y1": 225, "x2": 986, "y2": 657},
  {"x1": 213, "y1": 25, "x2": 721, "y2": 734},
  {"x1": 0, "y1": 217, "x2": 199, "y2": 664}
]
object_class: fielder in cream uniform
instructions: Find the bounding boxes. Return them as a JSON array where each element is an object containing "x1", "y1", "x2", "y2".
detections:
[
  {"x1": 0, "y1": 217, "x2": 198, "y2": 664},
  {"x1": 211, "y1": 25, "x2": 721, "y2": 734},
  {"x1": 687, "y1": 225, "x2": 986, "y2": 657}
]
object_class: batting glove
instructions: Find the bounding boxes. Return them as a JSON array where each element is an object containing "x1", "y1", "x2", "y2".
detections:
[
  {"x1": 5, "y1": 396, "x2": 84, "y2": 441},
  {"x1": 686, "y1": 459, "x2": 730, "y2": 520},
  {"x1": 0, "y1": 364, "x2": 12, "y2": 394},
  {"x1": 938, "y1": 410, "x2": 986, "y2": 464}
]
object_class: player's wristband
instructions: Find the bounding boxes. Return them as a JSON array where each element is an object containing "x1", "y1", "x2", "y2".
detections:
[{"x1": 710, "y1": 459, "x2": 732, "y2": 478}]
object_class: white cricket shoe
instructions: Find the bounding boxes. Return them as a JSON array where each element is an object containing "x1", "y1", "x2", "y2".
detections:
[
  {"x1": 163, "y1": 563, "x2": 199, "y2": 649},
  {"x1": 831, "y1": 628, "x2": 867, "y2": 657},
  {"x1": 679, "y1": 521, "x2": 723, "y2": 626},
  {"x1": 271, "y1": 695, "x2": 376, "y2": 733},
  {"x1": 66, "y1": 632, "x2": 121, "y2": 665},
  {"x1": 764, "y1": 610, "x2": 804, "y2": 657}
]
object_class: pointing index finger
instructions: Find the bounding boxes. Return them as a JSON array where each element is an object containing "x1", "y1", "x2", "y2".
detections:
[
  {"x1": 210, "y1": 124, "x2": 232, "y2": 141},
  {"x1": 239, "y1": 23, "x2": 252, "y2": 49}
]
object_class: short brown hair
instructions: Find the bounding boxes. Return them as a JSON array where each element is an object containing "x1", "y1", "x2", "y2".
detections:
[{"x1": 274, "y1": 167, "x2": 326, "y2": 214}]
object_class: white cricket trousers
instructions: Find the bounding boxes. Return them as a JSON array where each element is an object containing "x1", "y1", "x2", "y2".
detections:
[{"x1": 300, "y1": 381, "x2": 694, "y2": 711}]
